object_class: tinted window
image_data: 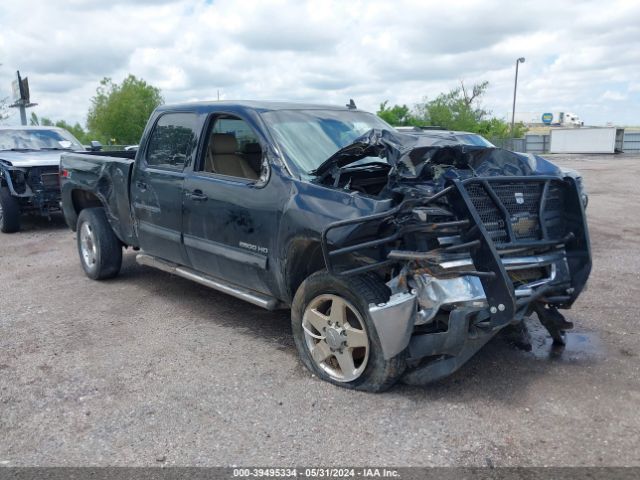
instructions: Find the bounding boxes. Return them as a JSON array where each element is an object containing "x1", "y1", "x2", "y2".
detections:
[
  {"x1": 212, "y1": 118, "x2": 260, "y2": 150},
  {"x1": 200, "y1": 116, "x2": 262, "y2": 180},
  {"x1": 146, "y1": 113, "x2": 199, "y2": 169}
]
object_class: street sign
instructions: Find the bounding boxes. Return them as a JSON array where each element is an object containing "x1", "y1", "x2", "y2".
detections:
[
  {"x1": 21, "y1": 77, "x2": 31, "y2": 103},
  {"x1": 11, "y1": 72, "x2": 31, "y2": 103},
  {"x1": 11, "y1": 79, "x2": 21, "y2": 102},
  {"x1": 9, "y1": 71, "x2": 37, "y2": 125}
]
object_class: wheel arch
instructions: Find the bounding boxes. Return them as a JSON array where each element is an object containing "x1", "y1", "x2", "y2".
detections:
[
  {"x1": 64, "y1": 188, "x2": 105, "y2": 231},
  {"x1": 285, "y1": 238, "x2": 326, "y2": 304}
]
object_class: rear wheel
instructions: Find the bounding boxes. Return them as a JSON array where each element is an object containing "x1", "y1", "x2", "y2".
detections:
[
  {"x1": 292, "y1": 271, "x2": 406, "y2": 392},
  {"x1": 76, "y1": 208, "x2": 122, "y2": 280},
  {"x1": 0, "y1": 187, "x2": 21, "y2": 233}
]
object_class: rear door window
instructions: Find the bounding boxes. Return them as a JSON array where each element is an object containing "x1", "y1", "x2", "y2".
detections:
[{"x1": 145, "y1": 113, "x2": 199, "y2": 170}]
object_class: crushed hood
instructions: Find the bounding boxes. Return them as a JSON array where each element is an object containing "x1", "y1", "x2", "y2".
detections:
[
  {"x1": 313, "y1": 129, "x2": 562, "y2": 183},
  {"x1": 0, "y1": 150, "x2": 66, "y2": 168}
]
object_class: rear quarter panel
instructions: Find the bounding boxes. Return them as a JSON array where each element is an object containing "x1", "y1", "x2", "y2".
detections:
[{"x1": 60, "y1": 153, "x2": 137, "y2": 245}]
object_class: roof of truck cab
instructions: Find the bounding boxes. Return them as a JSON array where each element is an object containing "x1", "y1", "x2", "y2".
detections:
[{"x1": 155, "y1": 100, "x2": 362, "y2": 113}]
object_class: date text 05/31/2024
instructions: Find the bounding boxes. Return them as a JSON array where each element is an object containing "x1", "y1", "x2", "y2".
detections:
[{"x1": 233, "y1": 468, "x2": 400, "y2": 478}]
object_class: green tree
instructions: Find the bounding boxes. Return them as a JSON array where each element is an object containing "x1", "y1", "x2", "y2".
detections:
[
  {"x1": 29, "y1": 112, "x2": 54, "y2": 126},
  {"x1": 377, "y1": 81, "x2": 527, "y2": 140},
  {"x1": 54, "y1": 120, "x2": 90, "y2": 144},
  {"x1": 417, "y1": 81, "x2": 489, "y2": 131},
  {"x1": 30, "y1": 113, "x2": 91, "y2": 144},
  {"x1": 87, "y1": 75, "x2": 163, "y2": 144},
  {"x1": 377, "y1": 101, "x2": 421, "y2": 126},
  {"x1": 477, "y1": 117, "x2": 526, "y2": 140}
]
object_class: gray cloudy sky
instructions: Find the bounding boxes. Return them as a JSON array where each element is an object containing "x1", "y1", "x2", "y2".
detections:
[{"x1": 1, "y1": 0, "x2": 639, "y2": 127}]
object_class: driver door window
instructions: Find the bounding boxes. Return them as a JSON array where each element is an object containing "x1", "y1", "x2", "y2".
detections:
[{"x1": 201, "y1": 116, "x2": 263, "y2": 180}]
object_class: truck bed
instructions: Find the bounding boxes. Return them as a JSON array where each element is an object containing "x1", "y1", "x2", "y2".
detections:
[{"x1": 60, "y1": 151, "x2": 137, "y2": 245}]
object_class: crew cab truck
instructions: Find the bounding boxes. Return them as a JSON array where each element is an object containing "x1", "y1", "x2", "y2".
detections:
[{"x1": 60, "y1": 101, "x2": 591, "y2": 392}]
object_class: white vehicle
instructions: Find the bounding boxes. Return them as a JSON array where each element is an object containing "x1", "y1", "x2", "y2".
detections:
[
  {"x1": 0, "y1": 126, "x2": 85, "y2": 232},
  {"x1": 511, "y1": 111, "x2": 583, "y2": 127},
  {"x1": 550, "y1": 127, "x2": 624, "y2": 155}
]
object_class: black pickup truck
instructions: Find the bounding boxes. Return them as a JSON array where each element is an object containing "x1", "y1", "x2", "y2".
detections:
[{"x1": 60, "y1": 101, "x2": 591, "y2": 391}]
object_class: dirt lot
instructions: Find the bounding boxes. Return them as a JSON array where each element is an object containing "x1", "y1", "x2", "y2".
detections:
[{"x1": 1, "y1": 154, "x2": 639, "y2": 467}]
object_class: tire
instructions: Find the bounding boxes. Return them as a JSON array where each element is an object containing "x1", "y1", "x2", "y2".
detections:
[
  {"x1": 76, "y1": 208, "x2": 122, "y2": 280},
  {"x1": 0, "y1": 186, "x2": 21, "y2": 233},
  {"x1": 292, "y1": 271, "x2": 407, "y2": 392}
]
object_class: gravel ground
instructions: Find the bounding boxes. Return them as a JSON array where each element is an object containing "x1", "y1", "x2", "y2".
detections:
[{"x1": 1, "y1": 154, "x2": 639, "y2": 467}]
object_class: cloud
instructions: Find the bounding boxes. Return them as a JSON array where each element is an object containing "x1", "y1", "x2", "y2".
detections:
[
  {"x1": 602, "y1": 90, "x2": 627, "y2": 102},
  {"x1": 0, "y1": 0, "x2": 638, "y2": 127}
]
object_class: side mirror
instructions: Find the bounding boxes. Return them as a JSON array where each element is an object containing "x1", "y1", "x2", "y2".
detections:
[{"x1": 89, "y1": 141, "x2": 103, "y2": 152}]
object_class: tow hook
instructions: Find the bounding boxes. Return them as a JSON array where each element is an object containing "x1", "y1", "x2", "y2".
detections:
[{"x1": 534, "y1": 304, "x2": 574, "y2": 346}]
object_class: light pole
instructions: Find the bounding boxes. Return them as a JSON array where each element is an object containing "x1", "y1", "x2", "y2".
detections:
[{"x1": 510, "y1": 57, "x2": 525, "y2": 145}]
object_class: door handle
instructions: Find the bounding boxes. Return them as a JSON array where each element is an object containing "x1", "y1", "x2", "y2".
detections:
[
  {"x1": 136, "y1": 180, "x2": 147, "y2": 190},
  {"x1": 188, "y1": 190, "x2": 208, "y2": 201}
]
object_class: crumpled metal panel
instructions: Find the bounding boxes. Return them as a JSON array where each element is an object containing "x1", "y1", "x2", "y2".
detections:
[
  {"x1": 368, "y1": 292, "x2": 416, "y2": 360},
  {"x1": 313, "y1": 128, "x2": 563, "y2": 184},
  {"x1": 412, "y1": 274, "x2": 486, "y2": 325}
]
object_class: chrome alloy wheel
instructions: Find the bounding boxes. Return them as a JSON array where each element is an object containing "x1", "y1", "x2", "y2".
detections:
[
  {"x1": 302, "y1": 294, "x2": 370, "y2": 382},
  {"x1": 79, "y1": 221, "x2": 97, "y2": 268}
]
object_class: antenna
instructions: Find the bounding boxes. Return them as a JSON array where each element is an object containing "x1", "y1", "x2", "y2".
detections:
[{"x1": 346, "y1": 99, "x2": 357, "y2": 110}]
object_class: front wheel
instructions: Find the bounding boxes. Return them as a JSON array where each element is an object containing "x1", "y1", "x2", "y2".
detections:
[
  {"x1": 291, "y1": 272, "x2": 406, "y2": 392},
  {"x1": 76, "y1": 208, "x2": 122, "y2": 280},
  {"x1": 0, "y1": 187, "x2": 21, "y2": 233}
]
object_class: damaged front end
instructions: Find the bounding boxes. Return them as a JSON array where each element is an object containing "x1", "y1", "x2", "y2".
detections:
[
  {"x1": 318, "y1": 130, "x2": 591, "y2": 384},
  {"x1": 0, "y1": 161, "x2": 62, "y2": 217}
]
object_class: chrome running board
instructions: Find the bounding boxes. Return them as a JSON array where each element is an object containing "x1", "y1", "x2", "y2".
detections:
[{"x1": 136, "y1": 253, "x2": 281, "y2": 310}]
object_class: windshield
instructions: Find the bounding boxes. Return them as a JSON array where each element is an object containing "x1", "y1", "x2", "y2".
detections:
[
  {"x1": 261, "y1": 109, "x2": 391, "y2": 175},
  {"x1": 0, "y1": 129, "x2": 84, "y2": 151}
]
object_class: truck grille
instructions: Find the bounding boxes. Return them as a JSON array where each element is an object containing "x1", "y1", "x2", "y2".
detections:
[
  {"x1": 40, "y1": 172, "x2": 60, "y2": 190},
  {"x1": 465, "y1": 179, "x2": 567, "y2": 246}
]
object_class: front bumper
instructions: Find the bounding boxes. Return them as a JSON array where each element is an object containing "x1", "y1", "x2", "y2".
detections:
[
  {"x1": 369, "y1": 298, "x2": 497, "y2": 383},
  {"x1": 369, "y1": 249, "x2": 573, "y2": 358},
  {"x1": 368, "y1": 248, "x2": 578, "y2": 384},
  {"x1": 1, "y1": 165, "x2": 62, "y2": 216}
]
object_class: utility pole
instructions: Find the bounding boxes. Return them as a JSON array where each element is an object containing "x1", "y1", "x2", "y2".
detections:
[
  {"x1": 510, "y1": 57, "x2": 525, "y2": 145},
  {"x1": 9, "y1": 71, "x2": 37, "y2": 125}
]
